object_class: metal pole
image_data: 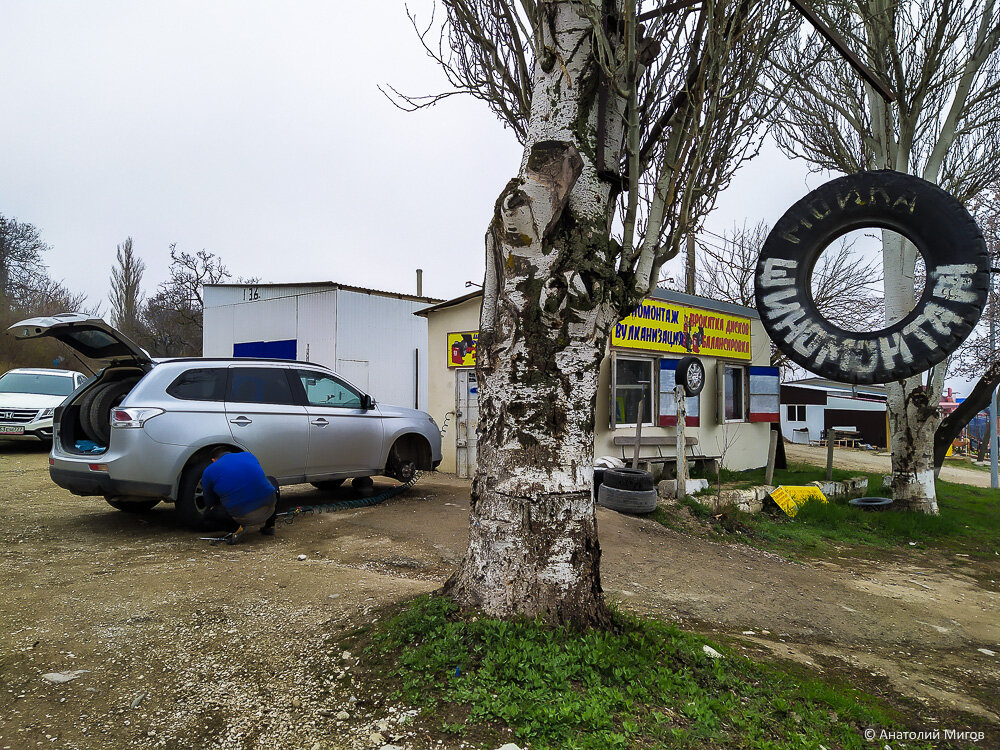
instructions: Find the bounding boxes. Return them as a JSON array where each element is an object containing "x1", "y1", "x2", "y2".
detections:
[
  {"x1": 991, "y1": 299, "x2": 998, "y2": 489},
  {"x1": 675, "y1": 386, "x2": 687, "y2": 499},
  {"x1": 685, "y1": 235, "x2": 696, "y2": 294},
  {"x1": 826, "y1": 428, "x2": 835, "y2": 481},
  {"x1": 632, "y1": 398, "x2": 644, "y2": 470}
]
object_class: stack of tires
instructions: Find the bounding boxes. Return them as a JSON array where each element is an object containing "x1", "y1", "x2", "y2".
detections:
[
  {"x1": 77, "y1": 378, "x2": 139, "y2": 445},
  {"x1": 597, "y1": 468, "x2": 657, "y2": 514}
]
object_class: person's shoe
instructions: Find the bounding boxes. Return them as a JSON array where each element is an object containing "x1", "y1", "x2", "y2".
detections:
[
  {"x1": 260, "y1": 526, "x2": 276, "y2": 536},
  {"x1": 225, "y1": 525, "x2": 245, "y2": 545}
]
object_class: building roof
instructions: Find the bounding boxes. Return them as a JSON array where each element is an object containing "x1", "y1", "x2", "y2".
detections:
[
  {"x1": 650, "y1": 288, "x2": 759, "y2": 319},
  {"x1": 784, "y1": 376, "x2": 887, "y2": 399},
  {"x1": 414, "y1": 287, "x2": 759, "y2": 319},
  {"x1": 206, "y1": 281, "x2": 443, "y2": 305}
]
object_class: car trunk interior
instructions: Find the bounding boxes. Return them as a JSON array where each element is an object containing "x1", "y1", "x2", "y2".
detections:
[{"x1": 58, "y1": 366, "x2": 147, "y2": 455}]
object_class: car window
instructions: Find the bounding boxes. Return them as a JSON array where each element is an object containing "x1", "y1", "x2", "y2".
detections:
[
  {"x1": 167, "y1": 368, "x2": 228, "y2": 401},
  {"x1": 0, "y1": 372, "x2": 75, "y2": 396},
  {"x1": 227, "y1": 368, "x2": 296, "y2": 405},
  {"x1": 296, "y1": 370, "x2": 362, "y2": 409}
]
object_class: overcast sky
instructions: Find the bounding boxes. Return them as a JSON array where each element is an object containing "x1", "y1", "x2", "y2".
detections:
[{"x1": 0, "y1": 1, "x2": 821, "y2": 306}]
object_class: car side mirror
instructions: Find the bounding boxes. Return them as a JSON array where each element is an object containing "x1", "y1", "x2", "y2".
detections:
[{"x1": 361, "y1": 394, "x2": 376, "y2": 410}]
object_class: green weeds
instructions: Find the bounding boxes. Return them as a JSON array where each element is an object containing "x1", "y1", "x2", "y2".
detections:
[{"x1": 355, "y1": 595, "x2": 921, "y2": 750}]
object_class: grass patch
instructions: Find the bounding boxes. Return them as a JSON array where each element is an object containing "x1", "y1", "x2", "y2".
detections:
[
  {"x1": 656, "y1": 462, "x2": 1000, "y2": 559},
  {"x1": 353, "y1": 595, "x2": 925, "y2": 750}
]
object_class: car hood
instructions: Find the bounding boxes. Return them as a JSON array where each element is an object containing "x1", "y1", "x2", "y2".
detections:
[{"x1": 0, "y1": 393, "x2": 66, "y2": 409}]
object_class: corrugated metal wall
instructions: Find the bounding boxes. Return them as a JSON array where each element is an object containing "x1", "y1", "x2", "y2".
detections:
[
  {"x1": 203, "y1": 284, "x2": 429, "y2": 410},
  {"x1": 335, "y1": 289, "x2": 428, "y2": 410}
]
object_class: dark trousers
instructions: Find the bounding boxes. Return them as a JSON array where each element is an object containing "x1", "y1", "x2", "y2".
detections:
[
  {"x1": 203, "y1": 500, "x2": 277, "y2": 532},
  {"x1": 204, "y1": 479, "x2": 280, "y2": 532}
]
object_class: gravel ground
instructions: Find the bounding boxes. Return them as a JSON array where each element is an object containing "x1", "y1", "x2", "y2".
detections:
[{"x1": 2, "y1": 442, "x2": 999, "y2": 749}]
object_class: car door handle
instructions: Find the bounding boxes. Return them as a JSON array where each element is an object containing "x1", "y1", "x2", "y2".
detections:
[
  {"x1": 230, "y1": 417, "x2": 252, "y2": 427},
  {"x1": 311, "y1": 418, "x2": 329, "y2": 427}
]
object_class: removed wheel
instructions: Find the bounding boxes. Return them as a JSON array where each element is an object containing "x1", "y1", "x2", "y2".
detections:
[
  {"x1": 602, "y1": 467, "x2": 655, "y2": 492},
  {"x1": 849, "y1": 496, "x2": 893, "y2": 511},
  {"x1": 598, "y1": 484, "x2": 658, "y2": 514},
  {"x1": 105, "y1": 497, "x2": 160, "y2": 512},
  {"x1": 176, "y1": 455, "x2": 214, "y2": 529},
  {"x1": 311, "y1": 479, "x2": 345, "y2": 492},
  {"x1": 85, "y1": 379, "x2": 139, "y2": 445}
]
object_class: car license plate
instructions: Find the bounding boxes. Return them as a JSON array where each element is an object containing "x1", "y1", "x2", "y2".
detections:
[{"x1": 0, "y1": 426, "x2": 24, "y2": 434}]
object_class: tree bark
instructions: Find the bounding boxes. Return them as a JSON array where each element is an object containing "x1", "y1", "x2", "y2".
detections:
[
  {"x1": 444, "y1": 2, "x2": 632, "y2": 628},
  {"x1": 934, "y1": 359, "x2": 1000, "y2": 472},
  {"x1": 881, "y1": 230, "x2": 941, "y2": 513}
]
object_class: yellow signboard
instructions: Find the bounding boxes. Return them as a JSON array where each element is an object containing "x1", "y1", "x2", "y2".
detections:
[
  {"x1": 612, "y1": 298, "x2": 751, "y2": 359},
  {"x1": 769, "y1": 485, "x2": 828, "y2": 517},
  {"x1": 447, "y1": 331, "x2": 478, "y2": 368}
]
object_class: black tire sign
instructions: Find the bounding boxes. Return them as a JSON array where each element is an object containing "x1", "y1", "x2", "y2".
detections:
[{"x1": 755, "y1": 170, "x2": 989, "y2": 384}]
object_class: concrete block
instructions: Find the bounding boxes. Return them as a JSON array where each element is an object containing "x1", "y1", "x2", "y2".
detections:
[{"x1": 657, "y1": 477, "x2": 709, "y2": 498}]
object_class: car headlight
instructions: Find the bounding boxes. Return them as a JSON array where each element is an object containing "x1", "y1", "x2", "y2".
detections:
[
  {"x1": 111, "y1": 407, "x2": 164, "y2": 428},
  {"x1": 39, "y1": 408, "x2": 55, "y2": 418}
]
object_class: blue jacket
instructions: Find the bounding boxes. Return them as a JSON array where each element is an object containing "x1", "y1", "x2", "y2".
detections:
[{"x1": 201, "y1": 452, "x2": 275, "y2": 517}]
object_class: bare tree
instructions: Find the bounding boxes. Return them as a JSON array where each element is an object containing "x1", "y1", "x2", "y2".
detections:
[
  {"x1": 696, "y1": 221, "x2": 883, "y2": 370},
  {"x1": 110, "y1": 237, "x2": 146, "y2": 342},
  {"x1": 394, "y1": 0, "x2": 795, "y2": 627},
  {"x1": 769, "y1": 0, "x2": 1000, "y2": 513},
  {"x1": 0, "y1": 215, "x2": 51, "y2": 310},
  {"x1": 140, "y1": 245, "x2": 229, "y2": 357}
]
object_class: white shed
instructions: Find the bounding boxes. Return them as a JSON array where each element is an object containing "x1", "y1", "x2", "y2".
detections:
[{"x1": 202, "y1": 282, "x2": 443, "y2": 411}]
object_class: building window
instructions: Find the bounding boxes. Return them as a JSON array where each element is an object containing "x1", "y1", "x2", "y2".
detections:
[
  {"x1": 723, "y1": 365, "x2": 746, "y2": 422},
  {"x1": 786, "y1": 404, "x2": 806, "y2": 421},
  {"x1": 614, "y1": 356, "x2": 654, "y2": 426}
]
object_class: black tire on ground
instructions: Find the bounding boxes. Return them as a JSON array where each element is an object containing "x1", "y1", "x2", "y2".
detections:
[
  {"x1": 849, "y1": 496, "x2": 894, "y2": 511},
  {"x1": 176, "y1": 455, "x2": 214, "y2": 529},
  {"x1": 311, "y1": 479, "x2": 345, "y2": 491},
  {"x1": 755, "y1": 170, "x2": 989, "y2": 385},
  {"x1": 592, "y1": 467, "x2": 606, "y2": 498},
  {"x1": 84, "y1": 379, "x2": 139, "y2": 445},
  {"x1": 598, "y1": 484, "x2": 658, "y2": 514},
  {"x1": 105, "y1": 497, "x2": 161, "y2": 512},
  {"x1": 602, "y1": 467, "x2": 655, "y2": 492},
  {"x1": 676, "y1": 356, "x2": 705, "y2": 397}
]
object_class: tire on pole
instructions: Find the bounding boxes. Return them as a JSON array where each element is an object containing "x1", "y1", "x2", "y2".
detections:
[{"x1": 754, "y1": 170, "x2": 989, "y2": 385}]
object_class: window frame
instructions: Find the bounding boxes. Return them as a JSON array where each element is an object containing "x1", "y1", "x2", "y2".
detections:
[
  {"x1": 292, "y1": 369, "x2": 365, "y2": 410},
  {"x1": 225, "y1": 366, "x2": 299, "y2": 406},
  {"x1": 167, "y1": 367, "x2": 230, "y2": 402},
  {"x1": 720, "y1": 363, "x2": 747, "y2": 423},
  {"x1": 611, "y1": 354, "x2": 656, "y2": 428}
]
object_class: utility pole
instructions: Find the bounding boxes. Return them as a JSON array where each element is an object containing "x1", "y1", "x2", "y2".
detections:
[{"x1": 685, "y1": 235, "x2": 696, "y2": 294}]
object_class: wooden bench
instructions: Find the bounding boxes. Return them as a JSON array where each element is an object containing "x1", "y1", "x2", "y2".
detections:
[{"x1": 612, "y1": 435, "x2": 719, "y2": 473}]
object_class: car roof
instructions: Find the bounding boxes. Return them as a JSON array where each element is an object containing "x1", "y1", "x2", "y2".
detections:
[
  {"x1": 154, "y1": 357, "x2": 328, "y2": 367},
  {"x1": 3, "y1": 367, "x2": 83, "y2": 377}
]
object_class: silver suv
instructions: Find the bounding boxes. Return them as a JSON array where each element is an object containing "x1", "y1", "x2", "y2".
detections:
[{"x1": 9, "y1": 313, "x2": 442, "y2": 526}]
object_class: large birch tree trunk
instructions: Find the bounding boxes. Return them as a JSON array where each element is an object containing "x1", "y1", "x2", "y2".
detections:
[
  {"x1": 882, "y1": 231, "x2": 941, "y2": 513},
  {"x1": 444, "y1": 1, "x2": 632, "y2": 627}
]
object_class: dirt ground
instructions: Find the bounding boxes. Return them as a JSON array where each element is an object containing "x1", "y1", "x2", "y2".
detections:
[
  {"x1": 2, "y1": 443, "x2": 999, "y2": 750},
  {"x1": 785, "y1": 442, "x2": 993, "y2": 488}
]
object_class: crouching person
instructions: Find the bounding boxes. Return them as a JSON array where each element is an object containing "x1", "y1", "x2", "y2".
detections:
[{"x1": 201, "y1": 447, "x2": 279, "y2": 544}]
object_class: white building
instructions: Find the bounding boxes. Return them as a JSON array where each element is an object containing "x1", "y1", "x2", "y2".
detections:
[
  {"x1": 417, "y1": 289, "x2": 780, "y2": 478},
  {"x1": 780, "y1": 378, "x2": 887, "y2": 447},
  {"x1": 202, "y1": 282, "x2": 442, "y2": 411}
]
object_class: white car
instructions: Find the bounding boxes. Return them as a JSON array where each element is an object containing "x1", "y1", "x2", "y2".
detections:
[{"x1": 0, "y1": 368, "x2": 88, "y2": 441}]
